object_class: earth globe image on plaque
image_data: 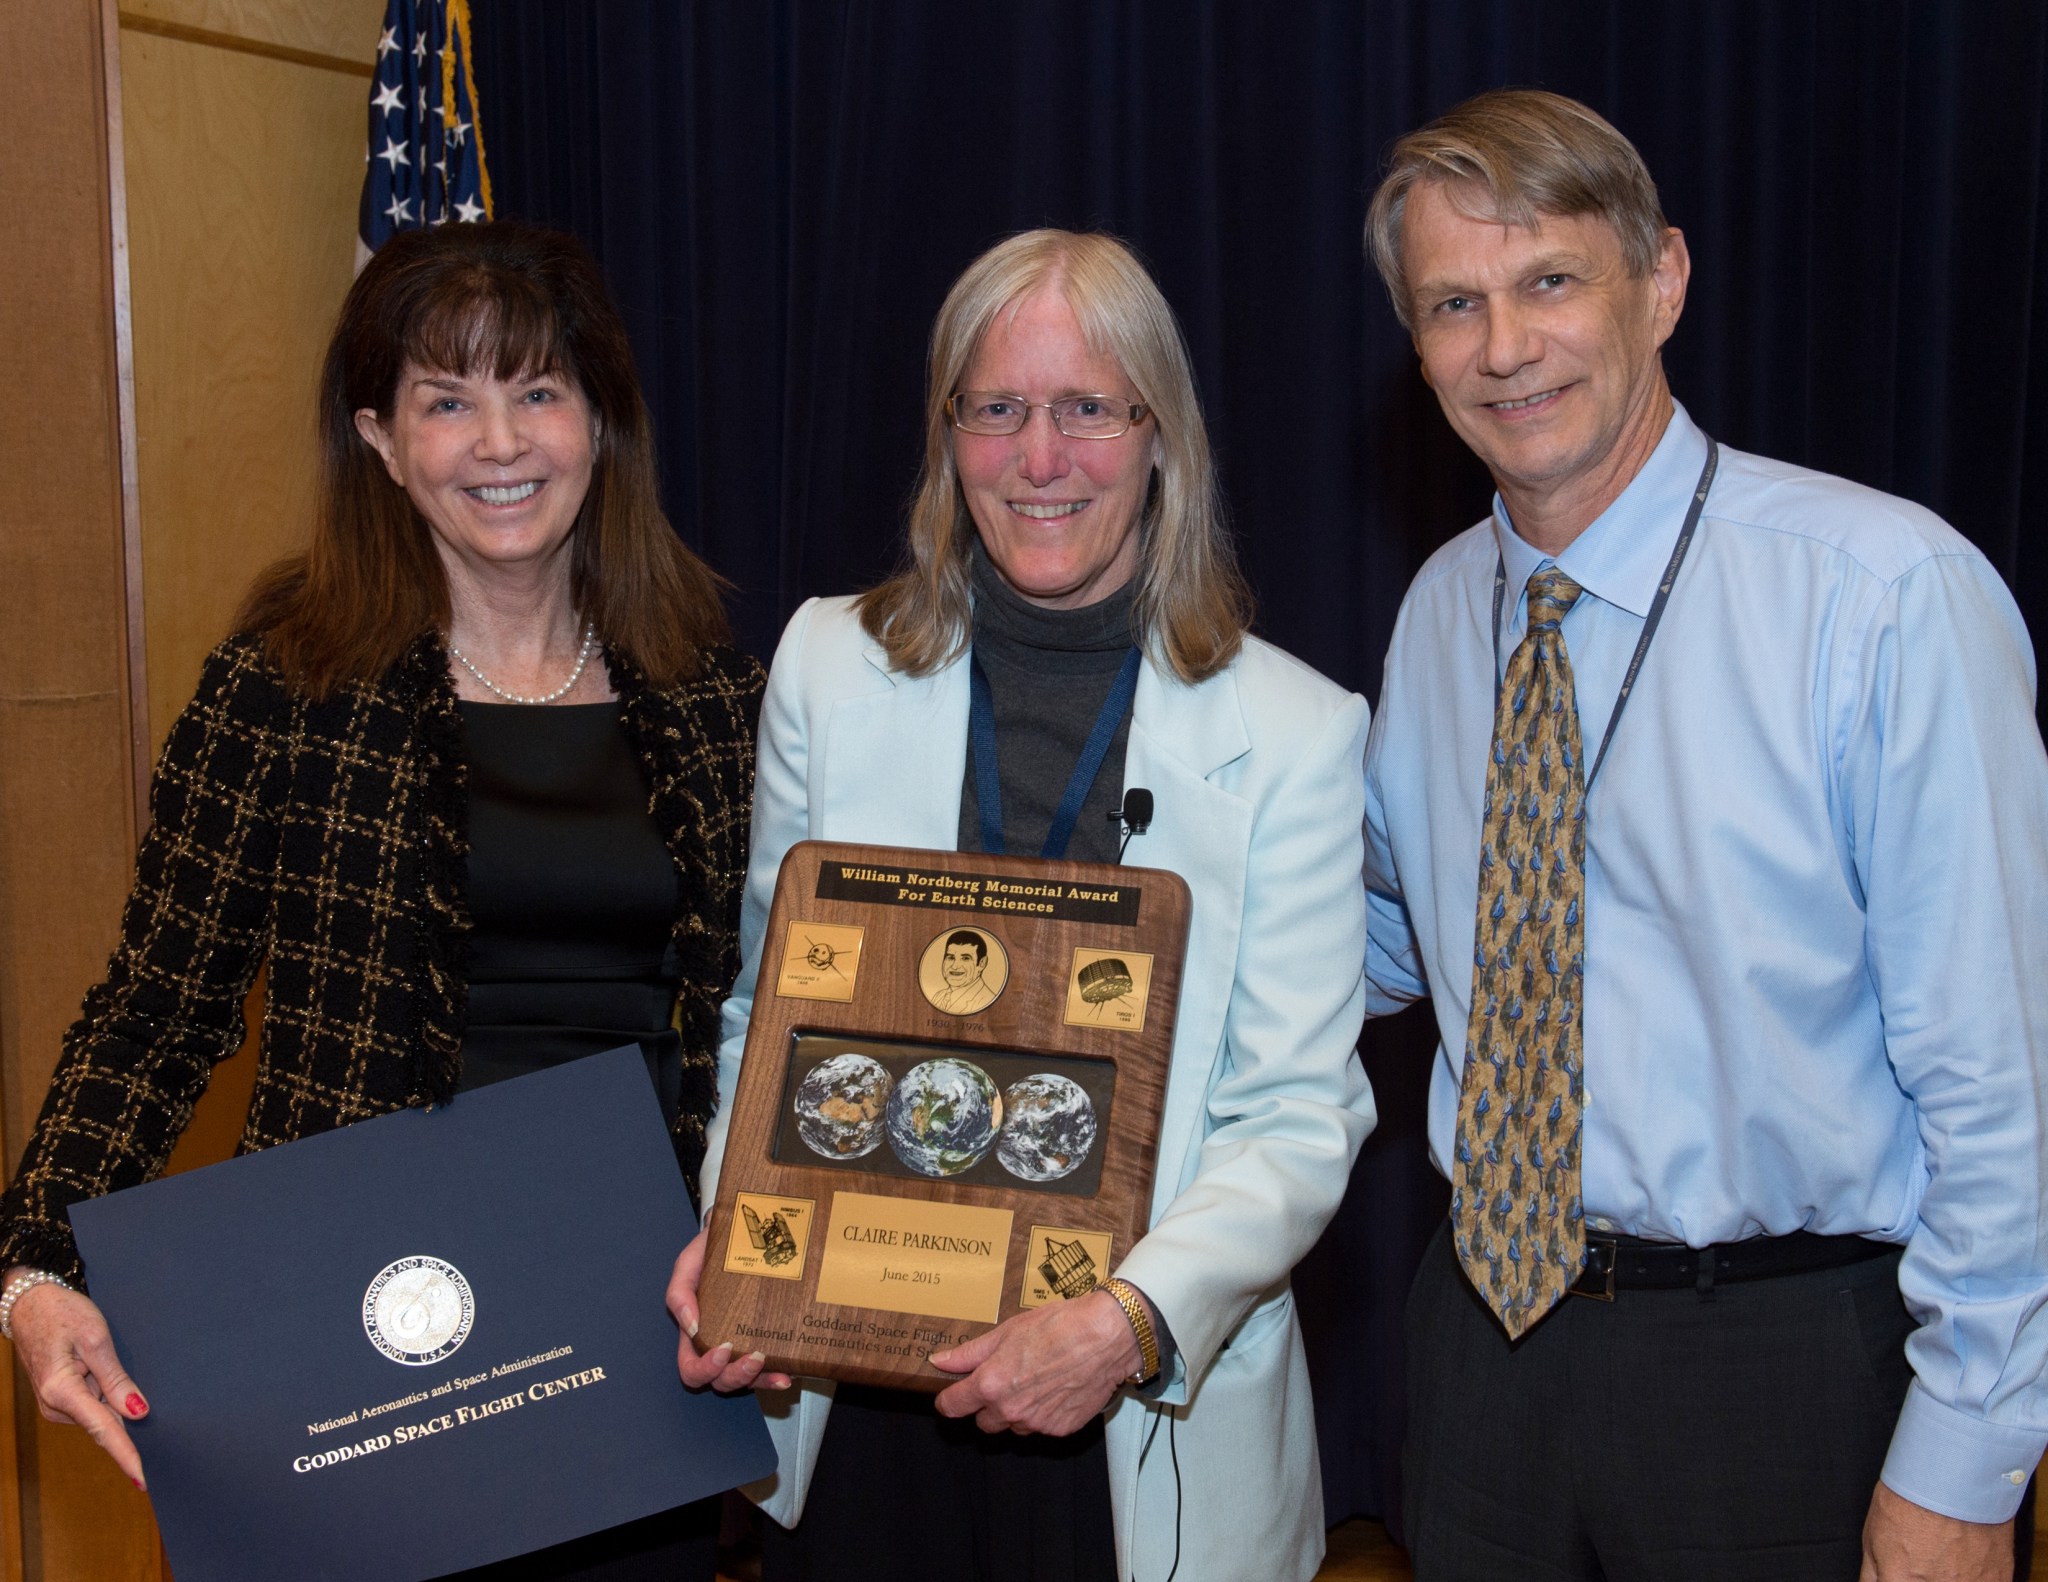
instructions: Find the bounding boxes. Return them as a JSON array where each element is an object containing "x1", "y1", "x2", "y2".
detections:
[
  {"x1": 794, "y1": 1053, "x2": 894, "y2": 1159},
  {"x1": 886, "y1": 1058, "x2": 1004, "y2": 1177},
  {"x1": 997, "y1": 1074, "x2": 1100, "y2": 1182}
]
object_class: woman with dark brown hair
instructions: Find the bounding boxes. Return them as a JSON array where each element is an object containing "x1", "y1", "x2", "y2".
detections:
[{"x1": 0, "y1": 222, "x2": 762, "y2": 1579}]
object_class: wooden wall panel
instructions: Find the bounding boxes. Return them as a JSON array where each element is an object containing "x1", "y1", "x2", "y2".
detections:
[
  {"x1": 122, "y1": 9, "x2": 375, "y2": 1183},
  {"x1": 0, "y1": 0, "x2": 162, "y2": 1576},
  {"x1": 123, "y1": 24, "x2": 373, "y2": 752},
  {"x1": 121, "y1": 0, "x2": 377, "y2": 66}
]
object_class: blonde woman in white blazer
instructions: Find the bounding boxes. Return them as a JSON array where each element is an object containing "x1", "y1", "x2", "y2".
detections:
[{"x1": 670, "y1": 230, "x2": 1376, "y2": 1582}]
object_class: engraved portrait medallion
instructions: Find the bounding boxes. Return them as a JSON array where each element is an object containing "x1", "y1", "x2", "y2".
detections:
[{"x1": 917, "y1": 925, "x2": 1009, "y2": 1017}]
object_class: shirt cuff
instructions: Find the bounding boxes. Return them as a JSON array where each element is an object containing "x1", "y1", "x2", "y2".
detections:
[
  {"x1": 1882, "y1": 1382, "x2": 2045, "y2": 1523},
  {"x1": 1134, "y1": 1301, "x2": 1179, "y2": 1401}
]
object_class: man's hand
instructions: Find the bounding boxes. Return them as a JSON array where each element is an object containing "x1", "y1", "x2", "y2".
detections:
[
  {"x1": 1861, "y1": 1481, "x2": 2015, "y2": 1582},
  {"x1": 665, "y1": 1228, "x2": 793, "y2": 1394},
  {"x1": 6, "y1": 1270, "x2": 150, "y2": 1488},
  {"x1": 929, "y1": 1289, "x2": 1144, "y2": 1436}
]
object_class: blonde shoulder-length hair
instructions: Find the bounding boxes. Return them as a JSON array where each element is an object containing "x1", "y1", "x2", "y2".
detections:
[{"x1": 856, "y1": 229, "x2": 1251, "y2": 683}]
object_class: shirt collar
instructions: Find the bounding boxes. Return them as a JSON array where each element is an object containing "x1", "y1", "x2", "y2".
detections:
[{"x1": 1490, "y1": 401, "x2": 1710, "y2": 623}]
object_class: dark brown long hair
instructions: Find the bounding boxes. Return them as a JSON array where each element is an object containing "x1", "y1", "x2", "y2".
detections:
[{"x1": 239, "y1": 223, "x2": 729, "y2": 694}]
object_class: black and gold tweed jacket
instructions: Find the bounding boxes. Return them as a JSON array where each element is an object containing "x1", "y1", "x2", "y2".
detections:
[{"x1": 0, "y1": 632, "x2": 764, "y2": 1284}]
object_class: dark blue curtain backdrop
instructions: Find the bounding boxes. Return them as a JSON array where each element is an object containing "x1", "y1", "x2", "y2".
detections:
[{"x1": 472, "y1": 0, "x2": 2048, "y2": 1535}]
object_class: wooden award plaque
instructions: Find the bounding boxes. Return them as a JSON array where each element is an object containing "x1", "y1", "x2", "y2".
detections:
[{"x1": 696, "y1": 840, "x2": 1190, "y2": 1390}]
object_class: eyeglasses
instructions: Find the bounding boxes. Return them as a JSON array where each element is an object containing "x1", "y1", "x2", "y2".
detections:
[{"x1": 947, "y1": 392, "x2": 1150, "y2": 440}]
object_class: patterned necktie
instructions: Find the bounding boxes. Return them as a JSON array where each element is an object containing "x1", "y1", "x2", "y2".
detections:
[{"x1": 1454, "y1": 566, "x2": 1587, "y2": 1339}]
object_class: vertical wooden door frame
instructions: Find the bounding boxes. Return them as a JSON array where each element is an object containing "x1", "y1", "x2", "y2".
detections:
[
  {"x1": 105, "y1": 0, "x2": 150, "y2": 845},
  {"x1": 103, "y1": 14, "x2": 154, "y2": 1567}
]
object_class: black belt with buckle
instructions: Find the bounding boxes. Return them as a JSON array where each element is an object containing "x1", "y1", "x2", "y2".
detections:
[{"x1": 1567, "y1": 1229, "x2": 1897, "y2": 1301}]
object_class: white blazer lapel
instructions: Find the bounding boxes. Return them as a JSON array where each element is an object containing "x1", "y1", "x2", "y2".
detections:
[
  {"x1": 819, "y1": 642, "x2": 971, "y2": 849},
  {"x1": 1122, "y1": 659, "x2": 1253, "y2": 1209}
]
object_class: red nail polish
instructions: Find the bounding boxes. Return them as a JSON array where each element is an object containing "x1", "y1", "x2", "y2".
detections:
[
  {"x1": 132, "y1": 1478, "x2": 144, "y2": 1489},
  {"x1": 126, "y1": 1393, "x2": 147, "y2": 1416}
]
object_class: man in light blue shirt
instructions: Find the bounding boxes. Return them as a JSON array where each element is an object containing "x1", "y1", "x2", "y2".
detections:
[{"x1": 1363, "y1": 90, "x2": 2047, "y2": 1580}]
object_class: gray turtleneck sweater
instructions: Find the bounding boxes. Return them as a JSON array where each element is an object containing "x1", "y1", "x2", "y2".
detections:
[{"x1": 958, "y1": 545, "x2": 1139, "y2": 863}]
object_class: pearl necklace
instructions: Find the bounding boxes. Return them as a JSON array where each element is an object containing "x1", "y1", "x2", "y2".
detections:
[{"x1": 447, "y1": 624, "x2": 598, "y2": 705}]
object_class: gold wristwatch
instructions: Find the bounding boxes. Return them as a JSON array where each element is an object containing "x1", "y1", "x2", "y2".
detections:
[{"x1": 1098, "y1": 1276, "x2": 1160, "y2": 1385}]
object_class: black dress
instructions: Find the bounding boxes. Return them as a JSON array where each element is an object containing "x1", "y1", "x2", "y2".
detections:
[{"x1": 437, "y1": 701, "x2": 719, "y2": 1582}]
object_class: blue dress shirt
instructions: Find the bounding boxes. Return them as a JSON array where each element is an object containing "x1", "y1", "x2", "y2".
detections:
[{"x1": 1364, "y1": 403, "x2": 2048, "y2": 1522}]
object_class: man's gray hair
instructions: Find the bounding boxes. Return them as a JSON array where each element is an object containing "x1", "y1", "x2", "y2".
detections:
[{"x1": 1367, "y1": 89, "x2": 1669, "y2": 330}]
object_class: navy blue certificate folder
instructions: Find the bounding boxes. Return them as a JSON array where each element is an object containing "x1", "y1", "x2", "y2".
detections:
[{"x1": 68, "y1": 1046, "x2": 775, "y2": 1582}]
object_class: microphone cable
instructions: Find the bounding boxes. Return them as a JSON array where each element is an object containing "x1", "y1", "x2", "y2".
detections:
[{"x1": 1132, "y1": 1404, "x2": 1183, "y2": 1582}]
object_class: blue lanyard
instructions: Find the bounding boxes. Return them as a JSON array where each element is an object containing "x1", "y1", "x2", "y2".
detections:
[
  {"x1": 969, "y1": 646, "x2": 1142, "y2": 859},
  {"x1": 1490, "y1": 438, "x2": 1718, "y2": 798}
]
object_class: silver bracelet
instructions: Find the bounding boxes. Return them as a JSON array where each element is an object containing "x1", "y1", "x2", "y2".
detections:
[{"x1": 0, "y1": 1269, "x2": 73, "y2": 1341}]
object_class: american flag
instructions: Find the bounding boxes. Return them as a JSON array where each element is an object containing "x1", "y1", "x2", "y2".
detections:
[{"x1": 357, "y1": 0, "x2": 492, "y2": 256}]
